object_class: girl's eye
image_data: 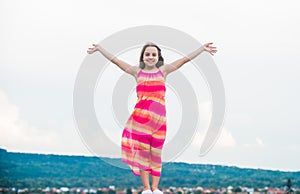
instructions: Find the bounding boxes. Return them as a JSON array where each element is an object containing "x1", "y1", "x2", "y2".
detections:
[
  {"x1": 145, "y1": 53, "x2": 150, "y2": 56},
  {"x1": 152, "y1": 54, "x2": 156, "y2": 57}
]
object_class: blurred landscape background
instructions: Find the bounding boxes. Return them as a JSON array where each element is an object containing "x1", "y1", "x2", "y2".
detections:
[
  {"x1": 1, "y1": 148, "x2": 299, "y2": 190},
  {"x1": 1, "y1": 1, "x2": 300, "y2": 193}
]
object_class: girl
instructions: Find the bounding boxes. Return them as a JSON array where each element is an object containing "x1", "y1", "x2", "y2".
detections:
[{"x1": 87, "y1": 42, "x2": 217, "y2": 194}]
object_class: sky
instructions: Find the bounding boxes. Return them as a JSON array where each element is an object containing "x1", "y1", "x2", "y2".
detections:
[{"x1": 1, "y1": 0, "x2": 300, "y2": 171}]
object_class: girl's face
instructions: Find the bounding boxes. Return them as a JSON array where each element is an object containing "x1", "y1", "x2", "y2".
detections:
[{"x1": 143, "y1": 46, "x2": 159, "y2": 68}]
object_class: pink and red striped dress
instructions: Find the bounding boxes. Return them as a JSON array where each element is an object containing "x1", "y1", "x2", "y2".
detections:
[{"x1": 121, "y1": 68, "x2": 166, "y2": 177}]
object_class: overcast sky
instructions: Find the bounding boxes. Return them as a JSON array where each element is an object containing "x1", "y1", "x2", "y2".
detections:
[{"x1": 1, "y1": 0, "x2": 300, "y2": 171}]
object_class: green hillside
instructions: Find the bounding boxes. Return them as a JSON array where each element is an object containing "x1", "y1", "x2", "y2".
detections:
[{"x1": 0, "y1": 148, "x2": 299, "y2": 188}]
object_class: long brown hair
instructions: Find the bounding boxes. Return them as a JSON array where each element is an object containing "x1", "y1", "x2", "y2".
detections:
[{"x1": 139, "y1": 42, "x2": 164, "y2": 69}]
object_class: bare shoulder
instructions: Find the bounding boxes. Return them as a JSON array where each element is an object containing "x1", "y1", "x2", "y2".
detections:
[
  {"x1": 127, "y1": 65, "x2": 141, "y2": 79},
  {"x1": 159, "y1": 63, "x2": 177, "y2": 77},
  {"x1": 159, "y1": 65, "x2": 166, "y2": 73}
]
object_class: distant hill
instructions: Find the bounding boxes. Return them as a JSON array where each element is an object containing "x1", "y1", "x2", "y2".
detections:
[{"x1": 0, "y1": 148, "x2": 300, "y2": 188}]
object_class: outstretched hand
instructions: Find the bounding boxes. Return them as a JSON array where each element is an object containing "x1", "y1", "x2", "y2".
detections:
[
  {"x1": 87, "y1": 44, "x2": 100, "y2": 54},
  {"x1": 203, "y1": 43, "x2": 217, "y2": 55}
]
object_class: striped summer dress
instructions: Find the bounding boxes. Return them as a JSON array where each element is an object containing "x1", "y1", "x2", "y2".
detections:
[{"x1": 121, "y1": 68, "x2": 167, "y2": 177}]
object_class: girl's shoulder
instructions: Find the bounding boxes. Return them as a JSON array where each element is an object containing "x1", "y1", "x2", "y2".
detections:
[
  {"x1": 158, "y1": 65, "x2": 167, "y2": 79},
  {"x1": 131, "y1": 65, "x2": 141, "y2": 80}
]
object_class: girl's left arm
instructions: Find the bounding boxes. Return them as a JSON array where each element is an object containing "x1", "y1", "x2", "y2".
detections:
[{"x1": 161, "y1": 42, "x2": 217, "y2": 76}]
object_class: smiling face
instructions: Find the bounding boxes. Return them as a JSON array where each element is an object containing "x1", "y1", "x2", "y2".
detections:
[{"x1": 143, "y1": 46, "x2": 159, "y2": 68}]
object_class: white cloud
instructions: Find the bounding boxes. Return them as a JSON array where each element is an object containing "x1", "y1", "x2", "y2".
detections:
[
  {"x1": 0, "y1": 89, "x2": 89, "y2": 155},
  {"x1": 243, "y1": 137, "x2": 266, "y2": 148},
  {"x1": 190, "y1": 127, "x2": 236, "y2": 149},
  {"x1": 191, "y1": 101, "x2": 236, "y2": 149},
  {"x1": 191, "y1": 126, "x2": 236, "y2": 150},
  {"x1": 288, "y1": 145, "x2": 300, "y2": 151},
  {"x1": 255, "y1": 137, "x2": 265, "y2": 147},
  {"x1": 214, "y1": 127, "x2": 237, "y2": 148},
  {"x1": 0, "y1": 90, "x2": 53, "y2": 149}
]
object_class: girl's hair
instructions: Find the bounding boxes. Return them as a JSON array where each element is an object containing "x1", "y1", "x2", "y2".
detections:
[{"x1": 139, "y1": 42, "x2": 164, "y2": 69}]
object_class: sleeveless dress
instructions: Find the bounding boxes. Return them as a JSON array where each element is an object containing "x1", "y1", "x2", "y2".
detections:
[{"x1": 121, "y1": 69, "x2": 167, "y2": 177}]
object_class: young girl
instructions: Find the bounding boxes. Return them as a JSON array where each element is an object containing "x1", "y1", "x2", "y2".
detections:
[{"x1": 87, "y1": 42, "x2": 217, "y2": 194}]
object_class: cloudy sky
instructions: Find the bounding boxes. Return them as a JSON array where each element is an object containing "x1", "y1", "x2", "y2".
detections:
[{"x1": 1, "y1": 0, "x2": 300, "y2": 171}]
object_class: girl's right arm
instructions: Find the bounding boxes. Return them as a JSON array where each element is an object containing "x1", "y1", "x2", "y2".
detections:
[{"x1": 87, "y1": 44, "x2": 139, "y2": 77}]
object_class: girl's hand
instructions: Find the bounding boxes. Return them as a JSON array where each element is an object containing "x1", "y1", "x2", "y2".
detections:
[
  {"x1": 87, "y1": 44, "x2": 100, "y2": 54},
  {"x1": 203, "y1": 42, "x2": 217, "y2": 55}
]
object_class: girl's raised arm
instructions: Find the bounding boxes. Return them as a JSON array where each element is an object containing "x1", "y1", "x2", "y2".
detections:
[
  {"x1": 161, "y1": 42, "x2": 217, "y2": 76},
  {"x1": 87, "y1": 44, "x2": 138, "y2": 77}
]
